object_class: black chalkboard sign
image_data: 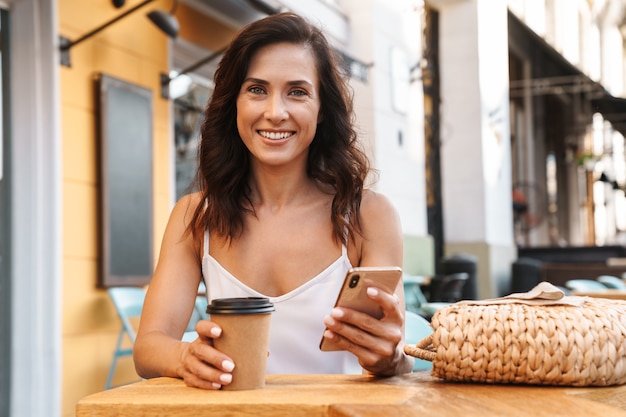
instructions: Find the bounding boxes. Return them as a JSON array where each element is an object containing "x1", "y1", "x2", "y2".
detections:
[{"x1": 96, "y1": 74, "x2": 153, "y2": 287}]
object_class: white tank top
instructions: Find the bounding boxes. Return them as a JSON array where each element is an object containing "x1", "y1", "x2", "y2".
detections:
[{"x1": 201, "y1": 230, "x2": 362, "y2": 374}]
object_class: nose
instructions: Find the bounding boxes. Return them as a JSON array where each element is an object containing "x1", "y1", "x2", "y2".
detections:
[{"x1": 264, "y1": 94, "x2": 288, "y2": 123}]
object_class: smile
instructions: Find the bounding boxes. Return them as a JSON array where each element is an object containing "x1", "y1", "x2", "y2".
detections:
[{"x1": 258, "y1": 130, "x2": 295, "y2": 140}]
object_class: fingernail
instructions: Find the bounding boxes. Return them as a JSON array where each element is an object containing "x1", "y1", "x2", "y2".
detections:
[
  {"x1": 324, "y1": 330, "x2": 335, "y2": 339},
  {"x1": 220, "y1": 373, "x2": 233, "y2": 384},
  {"x1": 212, "y1": 382, "x2": 222, "y2": 389},
  {"x1": 367, "y1": 287, "x2": 378, "y2": 297},
  {"x1": 210, "y1": 327, "x2": 222, "y2": 337},
  {"x1": 331, "y1": 308, "x2": 344, "y2": 318},
  {"x1": 222, "y1": 360, "x2": 235, "y2": 372}
]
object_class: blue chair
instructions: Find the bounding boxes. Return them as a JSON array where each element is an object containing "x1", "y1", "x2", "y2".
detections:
[
  {"x1": 184, "y1": 296, "x2": 207, "y2": 332},
  {"x1": 105, "y1": 287, "x2": 146, "y2": 389},
  {"x1": 194, "y1": 282, "x2": 209, "y2": 320},
  {"x1": 419, "y1": 301, "x2": 457, "y2": 320},
  {"x1": 181, "y1": 296, "x2": 208, "y2": 342},
  {"x1": 403, "y1": 273, "x2": 462, "y2": 321},
  {"x1": 564, "y1": 279, "x2": 609, "y2": 292},
  {"x1": 597, "y1": 275, "x2": 626, "y2": 289},
  {"x1": 183, "y1": 283, "x2": 208, "y2": 336},
  {"x1": 106, "y1": 287, "x2": 200, "y2": 388},
  {"x1": 404, "y1": 310, "x2": 433, "y2": 371},
  {"x1": 403, "y1": 274, "x2": 429, "y2": 315}
]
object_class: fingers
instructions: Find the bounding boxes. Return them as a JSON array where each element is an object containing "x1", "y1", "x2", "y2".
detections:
[
  {"x1": 322, "y1": 285, "x2": 405, "y2": 371},
  {"x1": 195, "y1": 320, "x2": 223, "y2": 341},
  {"x1": 179, "y1": 321, "x2": 236, "y2": 389},
  {"x1": 325, "y1": 285, "x2": 403, "y2": 340},
  {"x1": 323, "y1": 309, "x2": 399, "y2": 357},
  {"x1": 180, "y1": 346, "x2": 230, "y2": 390},
  {"x1": 365, "y1": 286, "x2": 403, "y2": 318}
]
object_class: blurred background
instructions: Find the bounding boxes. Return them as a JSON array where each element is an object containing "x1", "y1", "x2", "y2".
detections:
[{"x1": 2, "y1": 0, "x2": 626, "y2": 416}]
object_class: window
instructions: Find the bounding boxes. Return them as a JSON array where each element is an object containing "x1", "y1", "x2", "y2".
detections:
[
  {"x1": 173, "y1": 74, "x2": 212, "y2": 200},
  {"x1": 97, "y1": 74, "x2": 154, "y2": 287}
]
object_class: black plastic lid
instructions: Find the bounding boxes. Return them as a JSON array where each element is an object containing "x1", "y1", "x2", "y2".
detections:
[{"x1": 206, "y1": 297, "x2": 275, "y2": 315}]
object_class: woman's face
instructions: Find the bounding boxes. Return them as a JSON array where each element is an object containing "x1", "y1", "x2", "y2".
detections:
[{"x1": 236, "y1": 42, "x2": 321, "y2": 169}]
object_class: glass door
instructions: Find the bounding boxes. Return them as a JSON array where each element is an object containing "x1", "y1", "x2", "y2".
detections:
[{"x1": 0, "y1": 7, "x2": 11, "y2": 417}]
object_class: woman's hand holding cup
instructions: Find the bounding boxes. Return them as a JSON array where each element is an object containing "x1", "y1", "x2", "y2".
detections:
[{"x1": 178, "y1": 320, "x2": 236, "y2": 390}]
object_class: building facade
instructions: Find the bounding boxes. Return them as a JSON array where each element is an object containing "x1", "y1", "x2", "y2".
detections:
[
  {"x1": 427, "y1": 0, "x2": 626, "y2": 297},
  {"x1": 3, "y1": 0, "x2": 626, "y2": 416}
]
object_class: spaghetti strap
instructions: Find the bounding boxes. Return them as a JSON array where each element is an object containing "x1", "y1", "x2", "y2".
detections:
[{"x1": 204, "y1": 229, "x2": 210, "y2": 257}]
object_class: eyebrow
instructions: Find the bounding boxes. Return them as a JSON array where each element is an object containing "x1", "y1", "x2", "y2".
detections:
[{"x1": 242, "y1": 77, "x2": 314, "y2": 88}]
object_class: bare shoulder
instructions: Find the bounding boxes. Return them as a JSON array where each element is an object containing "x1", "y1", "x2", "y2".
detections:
[
  {"x1": 170, "y1": 192, "x2": 203, "y2": 227},
  {"x1": 158, "y1": 192, "x2": 205, "y2": 264},
  {"x1": 353, "y1": 189, "x2": 403, "y2": 267},
  {"x1": 360, "y1": 189, "x2": 401, "y2": 223},
  {"x1": 160, "y1": 192, "x2": 204, "y2": 251}
]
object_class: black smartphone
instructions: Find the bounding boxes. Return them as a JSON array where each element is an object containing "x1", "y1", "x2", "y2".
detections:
[{"x1": 319, "y1": 266, "x2": 403, "y2": 352}]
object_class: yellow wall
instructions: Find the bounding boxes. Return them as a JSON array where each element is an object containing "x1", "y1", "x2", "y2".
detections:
[
  {"x1": 58, "y1": 1, "x2": 235, "y2": 416},
  {"x1": 59, "y1": 0, "x2": 170, "y2": 415}
]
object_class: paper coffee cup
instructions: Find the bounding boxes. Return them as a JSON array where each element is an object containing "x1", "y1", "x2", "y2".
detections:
[{"x1": 206, "y1": 297, "x2": 274, "y2": 390}]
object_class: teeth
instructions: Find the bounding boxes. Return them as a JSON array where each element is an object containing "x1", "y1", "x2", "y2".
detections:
[{"x1": 259, "y1": 131, "x2": 293, "y2": 140}]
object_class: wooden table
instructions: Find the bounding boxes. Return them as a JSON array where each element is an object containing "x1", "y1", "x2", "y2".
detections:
[
  {"x1": 76, "y1": 372, "x2": 626, "y2": 417},
  {"x1": 572, "y1": 289, "x2": 626, "y2": 299}
]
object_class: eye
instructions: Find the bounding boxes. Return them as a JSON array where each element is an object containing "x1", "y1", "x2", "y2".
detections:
[
  {"x1": 248, "y1": 86, "x2": 266, "y2": 95},
  {"x1": 289, "y1": 89, "x2": 308, "y2": 97}
]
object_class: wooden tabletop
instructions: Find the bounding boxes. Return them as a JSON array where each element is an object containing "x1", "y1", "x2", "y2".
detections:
[
  {"x1": 76, "y1": 372, "x2": 626, "y2": 417},
  {"x1": 571, "y1": 289, "x2": 626, "y2": 299}
]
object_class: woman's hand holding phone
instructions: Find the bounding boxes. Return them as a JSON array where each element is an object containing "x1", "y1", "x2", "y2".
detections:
[{"x1": 320, "y1": 266, "x2": 412, "y2": 375}]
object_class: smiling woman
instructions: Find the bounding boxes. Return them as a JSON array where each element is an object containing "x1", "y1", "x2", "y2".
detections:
[{"x1": 133, "y1": 12, "x2": 412, "y2": 390}]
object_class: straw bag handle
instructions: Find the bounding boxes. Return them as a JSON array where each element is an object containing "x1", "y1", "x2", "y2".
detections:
[{"x1": 404, "y1": 334, "x2": 435, "y2": 362}]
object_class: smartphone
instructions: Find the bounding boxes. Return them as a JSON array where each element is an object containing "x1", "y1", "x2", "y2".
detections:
[{"x1": 319, "y1": 266, "x2": 403, "y2": 352}]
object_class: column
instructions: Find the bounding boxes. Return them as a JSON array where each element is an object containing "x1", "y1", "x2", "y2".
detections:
[{"x1": 431, "y1": 0, "x2": 516, "y2": 298}]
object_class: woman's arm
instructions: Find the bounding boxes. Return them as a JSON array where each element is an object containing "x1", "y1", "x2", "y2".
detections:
[
  {"x1": 323, "y1": 190, "x2": 414, "y2": 375},
  {"x1": 133, "y1": 193, "x2": 235, "y2": 389}
]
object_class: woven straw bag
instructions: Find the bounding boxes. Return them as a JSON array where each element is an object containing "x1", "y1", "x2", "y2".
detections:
[{"x1": 404, "y1": 282, "x2": 626, "y2": 386}]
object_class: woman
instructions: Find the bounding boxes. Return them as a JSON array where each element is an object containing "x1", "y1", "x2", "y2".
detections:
[{"x1": 134, "y1": 12, "x2": 413, "y2": 390}]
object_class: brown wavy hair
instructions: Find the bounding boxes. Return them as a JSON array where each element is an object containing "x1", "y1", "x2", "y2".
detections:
[{"x1": 189, "y1": 12, "x2": 370, "y2": 246}]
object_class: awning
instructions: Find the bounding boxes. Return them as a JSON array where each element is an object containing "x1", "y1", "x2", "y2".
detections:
[
  {"x1": 508, "y1": 11, "x2": 626, "y2": 137},
  {"x1": 591, "y1": 92, "x2": 626, "y2": 136}
]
